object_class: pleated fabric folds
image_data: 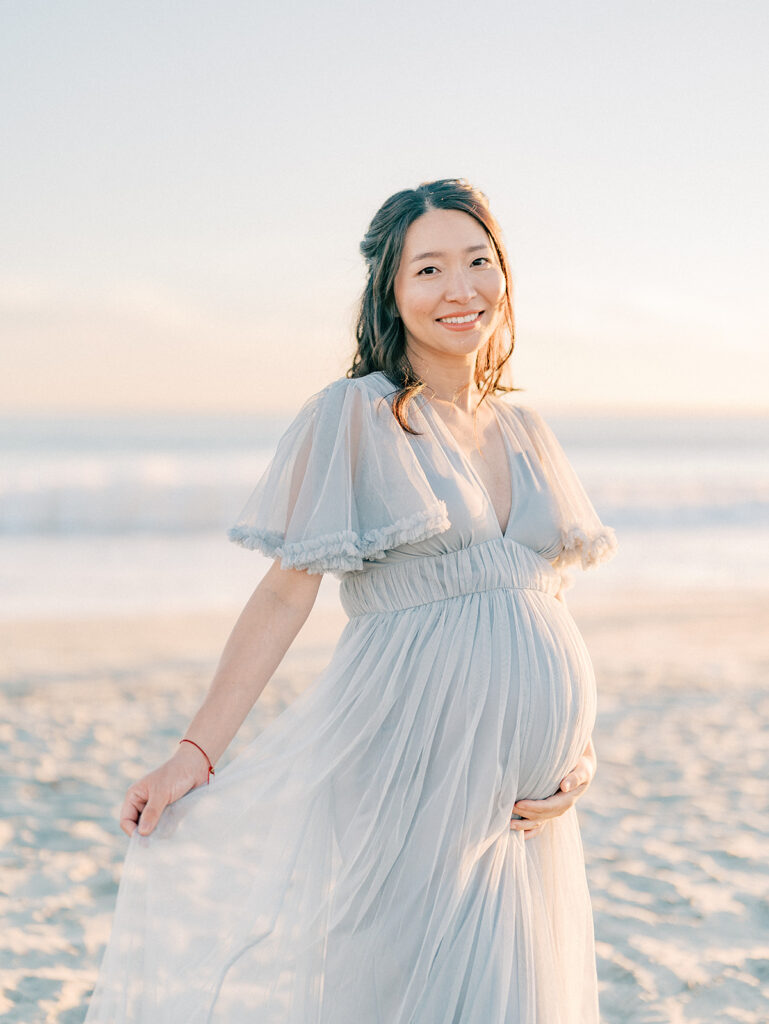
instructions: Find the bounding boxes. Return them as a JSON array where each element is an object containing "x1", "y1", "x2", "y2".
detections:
[{"x1": 84, "y1": 539, "x2": 600, "y2": 1023}]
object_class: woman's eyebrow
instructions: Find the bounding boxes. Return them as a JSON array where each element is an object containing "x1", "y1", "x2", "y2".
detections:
[{"x1": 409, "y1": 244, "x2": 491, "y2": 264}]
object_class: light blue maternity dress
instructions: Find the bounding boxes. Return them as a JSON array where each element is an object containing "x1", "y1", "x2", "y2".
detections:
[{"x1": 84, "y1": 370, "x2": 617, "y2": 1023}]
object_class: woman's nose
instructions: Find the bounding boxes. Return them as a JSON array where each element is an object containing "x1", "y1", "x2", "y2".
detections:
[{"x1": 444, "y1": 268, "x2": 477, "y2": 303}]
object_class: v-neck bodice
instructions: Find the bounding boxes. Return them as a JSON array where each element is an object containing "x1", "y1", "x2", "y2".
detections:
[
  {"x1": 362, "y1": 373, "x2": 565, "y2": 565},
  {"x1": 416, "y1": 395, "x2": 514, "y2": 539}
]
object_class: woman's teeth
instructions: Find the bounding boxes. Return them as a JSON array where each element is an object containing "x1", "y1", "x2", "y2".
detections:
[{"x1": 438, "y1": 313, "x2": 481, "y2": 324}]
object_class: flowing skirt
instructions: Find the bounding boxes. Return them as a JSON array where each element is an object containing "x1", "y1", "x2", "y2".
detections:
[{"x1": 84, "y1": 538, "x2": 599, "y2": 1023}]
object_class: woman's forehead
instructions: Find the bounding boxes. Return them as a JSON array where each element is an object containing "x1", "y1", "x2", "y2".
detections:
[{"x1": 403, "y1": 209, "x2": 490, "y2": 256}]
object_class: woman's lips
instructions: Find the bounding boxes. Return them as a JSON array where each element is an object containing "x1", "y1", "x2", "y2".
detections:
[{"x1": 435, "y1": 311, "x2": 484, "y2": 331}]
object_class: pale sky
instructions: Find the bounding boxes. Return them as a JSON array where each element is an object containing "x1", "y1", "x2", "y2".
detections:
[{"x1": 2, "y1": 0, "x2": 768, "y2": 415}]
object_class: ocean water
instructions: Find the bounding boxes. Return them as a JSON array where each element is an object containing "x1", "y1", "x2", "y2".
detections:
[{"x1": 1, "y1": 411, "x2": 767, "y2": 618}]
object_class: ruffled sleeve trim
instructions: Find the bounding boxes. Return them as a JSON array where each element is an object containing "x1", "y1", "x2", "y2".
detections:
[
  {"x1": 227, "y1": 375, "x2": 453, "y2": 576},
  {"x1": 511, "y1": 404, "x2": 619, "y2": 573},
  {"x1": 550, "y1": 523, "x2": 619, "y2": 571},
  {"x1": 228, "y1": 501, "x2": 450, "y2": 575}
]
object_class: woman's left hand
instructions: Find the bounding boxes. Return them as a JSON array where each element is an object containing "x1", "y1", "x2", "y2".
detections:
[{"x1": 510, "y1": 736, "x2": 597, "y2": 840}]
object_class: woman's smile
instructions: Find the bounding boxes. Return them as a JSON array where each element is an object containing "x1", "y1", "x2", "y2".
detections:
[{"x1": 435, "y1": 310, "x2": 485, "y2": 330}]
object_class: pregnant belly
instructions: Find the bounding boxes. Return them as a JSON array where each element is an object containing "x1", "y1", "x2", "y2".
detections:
[
  {"x1": 500, "y1": 590, "x2": 597, "y2": 804},
  {"x1": 316, "y1": 582, "x2": 596, "y2": 858}
]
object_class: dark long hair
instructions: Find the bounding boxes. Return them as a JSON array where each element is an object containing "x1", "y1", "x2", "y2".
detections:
[{"x1": 347, "y1": 178, "x2": 518, "y2": 432}]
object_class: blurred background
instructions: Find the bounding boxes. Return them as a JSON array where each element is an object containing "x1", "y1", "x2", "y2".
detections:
[{"x1": 1, "y1": 3, "x2": 768, "y2": 1022}]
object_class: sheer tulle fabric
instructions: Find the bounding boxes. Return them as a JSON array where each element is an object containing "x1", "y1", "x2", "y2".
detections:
[
  {"x1": 510, "y1": 405, "x2": 617, "y2": 571},
  {"x1": 84, "y1": 372, "x2": 617, "y2": 1023},
  {"x1": 225, "y1": 375, "x2": 616, "y2": 578},
  {"x1": 227, "y1": 379, "x2": 450, "y2": 576}
]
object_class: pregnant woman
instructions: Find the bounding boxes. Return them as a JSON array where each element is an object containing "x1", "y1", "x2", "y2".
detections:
[{"x1": 85, "y1": 178, "x2": 617, "y2": 1023}]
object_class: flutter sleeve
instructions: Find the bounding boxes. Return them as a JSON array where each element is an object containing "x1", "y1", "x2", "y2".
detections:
[
  {"x1": 227, "y1": 377, "x2": 450, "y2": 576},
  {"x1": 515, "y1": 405, "x2": 618, "y2": 572}
]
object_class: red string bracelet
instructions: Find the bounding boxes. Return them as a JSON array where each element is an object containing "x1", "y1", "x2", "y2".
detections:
[{"x1": 179, "y1": 738, "x2": 215, "y2": 783}]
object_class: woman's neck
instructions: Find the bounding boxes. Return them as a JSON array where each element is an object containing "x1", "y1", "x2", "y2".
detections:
[{"x1": 406, "y1": 350, "x2": 481, "y2": 414}]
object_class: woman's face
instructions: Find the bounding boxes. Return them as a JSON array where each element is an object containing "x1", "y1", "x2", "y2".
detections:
[{"x1": 393, "y1": 208, "x2": 507, "y2": 366}]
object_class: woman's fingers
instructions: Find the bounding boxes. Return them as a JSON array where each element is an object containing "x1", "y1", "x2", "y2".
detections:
[
  {"x1": 513, "y1": 781, "x2": 589, "y2": 821},
  {"x1": 119, "y1": 786, "x2": 148, "y2": 837},
  {"x1": 119, "y1": 814, "x2": 137, "y2": 837},
  {"x1": 137, "y1": 797, "x2": 168, "y2": 836},
  {"x1": 561, "y1": 765, "x2": 591, "y2": 793},
  {"x1": 118, "y1": 759, "x2": 199, "y2": 837},
  {"x1": 510, "y1": 754, "x2": 597, "y2": 832},
  {"x1": 119, "y1": 780, "x2": 170, "y2": 837},
  {"x1": 510, "y1": 818, "x2": 547, "y2": 840},
  {"x1": 513, "y1": 793, "x2": 567, "y2": 819}
]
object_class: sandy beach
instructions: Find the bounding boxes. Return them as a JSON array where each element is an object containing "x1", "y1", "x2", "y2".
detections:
[{"x1": 1, "y1": 584, "x2": 768, "y2": 1023}]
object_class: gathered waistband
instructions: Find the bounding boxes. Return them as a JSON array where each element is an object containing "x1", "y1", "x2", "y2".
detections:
[{"x1": 339, "y1": 538, "x2": 562, "y2": 618}]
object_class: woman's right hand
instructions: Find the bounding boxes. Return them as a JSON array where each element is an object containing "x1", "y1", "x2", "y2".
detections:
[{"x1": 119, "y1": 743, "x2": 211, "y2": 837}]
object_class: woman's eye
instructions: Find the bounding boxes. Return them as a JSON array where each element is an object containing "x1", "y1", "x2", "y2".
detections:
[{"x1": 417, "y1": 257, "x2": 492, "y2": 276}]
